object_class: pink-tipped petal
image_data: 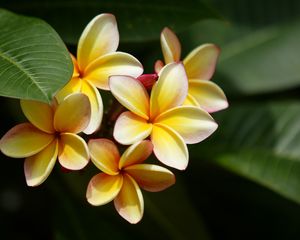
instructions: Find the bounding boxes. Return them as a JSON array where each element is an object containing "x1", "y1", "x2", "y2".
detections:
[
  {"x1": 183, "y1": 44, "x2": 220, "y2": 80},
  {"x1": 188, "y1": 79, "x2": 228, "y2": 113},
  {"x1": 20, "y1": 100, "x2": 54, "y2": 134},
  {"x1": 55, "y1": 77, "x2": 82, "y2": 103},
  {"x1": 88, "y1": 139, "x2": 120, "y2": 175},
  {"x1": 54, "y1": 93, "x2": 91, "y2": 134},
  {"x1": 119, "y1": 140, "x2": 153, "y2": 169},
  {"x1": 81, "y1": 80, "x2": 103, "y2": 134},
  {"x1": 161, "y1": 27, "x2": 181, "y2": 64},
  {"x1": 109, "y1": 76, "x2": 149, "y2": 119},
  {"x1": 125, "y1": 164, "x2": 175, "y2": 192},
  {"x1": 83, "y1": 52, "x2": 143, "y2": 90},
  {"x1": 114, "y1": 111, "x2": 152, "y2": 145},
  {"x1": 77, "y1": 14, "x2": 119, "y2": 71},
  {"x1": 155, "y1": 106, "x2": 218, "y2": 144},
  {"x1": 114, "y1": 174, "x2": 144, "y2": 224},
  {"x1": 24, "y1": 139, "x2": 58, "y2": 186},
  {"x1": 86, "y1": 173, "x2": 123, "y2": 206},
  {"x1": 151, "y1": 124, "x2": 188, "y2": 170},
  {"x1": 150, "y1": 63, "x2": 188, "y2": 119},
  {"x1": 154, "y1": 60, "x2": 164, "y2": 74},
  {"x1": 58, "y1": 133, "x2": 89, "y2": 170},
  {"x1": 0, "y1": 123, "x2": 54, "y2": 158}
]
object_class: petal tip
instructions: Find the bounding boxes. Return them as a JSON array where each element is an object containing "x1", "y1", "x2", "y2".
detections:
[
  {"x1": 161, "y1": 26, "x2": 172, "y2": 35},
  {"x1": 25, "y1": 179, "x2": 40, "y2": 187}
]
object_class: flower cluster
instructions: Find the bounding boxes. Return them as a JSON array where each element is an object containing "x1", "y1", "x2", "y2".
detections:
[{"x1": 0, "y1": 14, "x2": 228, "y2": 223}]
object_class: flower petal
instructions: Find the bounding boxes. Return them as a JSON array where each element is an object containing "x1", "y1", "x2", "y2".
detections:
[
  {"x1": 151, "y1": 124, "x2": 188, "y2": 170},
  {"x1": 55, "y1": 77, "x2": 82, "y2": 103},
  {"x1": 83, "y1": 52, "x2": 143, "y2": 90},
  {"x1": 77, "y1": 14, "x2": 119, "y2": 71},
  {"x1": 154, "y1": 60, "x2": 164, "y2": 74},
  {"x1": 155, "y1": 106, "x2": 218, "y2": 144},
  {"x1": 188, "y1": 79, "x2": 228, "y2": 113},
  {"x1": 86, "y1": 173, "x2": 123, "y2": 206},
  {"x1": 114, "y1": 174, "x2": 144, "y2": 224},
  {"x1": 150, "y1": 63, "x2": 188, "y2": 120},
  {"x1": 54, "y1": 93, "x2": 91, "y2": 134},
  {"x1": 0, "y1": 123, "x2": 54, "y2": 158},
  {"x1": 114, "y1": 111, "x2": 152, "y2": 145},
  {"x1": 160, "y1": 27, "x2": 181, "y2": 64},
  {"x1": 125, "y1": 164, "x2": 175, "y2": 192},
  {"x1": 88, "y1": 139, "x2": 119, "y2": 175},
  {"x1": 81, "y1": 80, "x2": 103, "y2": 134},
  {"x1": 109, "y1": 76, "x2": 149, "y2": 119},
  {"x1": 58, "y1": 133, "x2": 89, "y2": 170},
  {"x1": 20, "y1": 100, "x2": 54, "y2": 134},
  {"x1": 71, "y1": 54, "x2": 80, "y2": 77},
  {"x1": 24, "y1": 139, "x2": 58, "y2": 186},
  {"x1": 119, "y1": 140, "x2": 153, "y2": 169},
  {"x1": 183, "y1": 93, "x2": 199, "y2": 106},
  {"x1": 183, "y1": 43, "x2": 220, "y2": 80}
]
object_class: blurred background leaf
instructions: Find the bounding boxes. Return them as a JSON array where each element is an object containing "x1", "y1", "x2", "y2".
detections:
[
  {"x1": 0, "y1": 9, "x2": 72, "y2": 103},
  {"x1": 1, "y1": 0, "x2": 219, "y2": 44},
  {"x1": 208, "y1": 0, "x2": 300, "y2": 27},
  {"x1": 186, "y1": 20, "x2": 300, "y2": 95},
  {"x1": 192, "y1": 102, "x2": 300, "y2": 204}
]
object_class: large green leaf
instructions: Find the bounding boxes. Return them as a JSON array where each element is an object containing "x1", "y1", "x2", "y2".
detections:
[
  {"x1": 0, "y1": 9, "x2": 72, "y2": 103},
  {"x1": 1, "y1": 0, "x2": 219, "y2": 44},
  {"x1": 192, "y1": 102, "x2": 300, "y2": 204},
  {"x1": 182, "y1": 19, "x2": 300, "y2": 95}
]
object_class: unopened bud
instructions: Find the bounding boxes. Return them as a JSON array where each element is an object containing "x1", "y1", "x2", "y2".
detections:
[{"x1": 137, "y1": 73, "x2": 158, "y2": 90}]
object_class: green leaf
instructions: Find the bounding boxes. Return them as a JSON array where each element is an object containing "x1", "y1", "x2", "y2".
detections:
[
  {"x1": 2, "y1": 0, "x2": 219, "y2": 44},
  {"x1": 208, "y1": 0, "x2": 300, "y2": 27},
  {"x1": 0, "y1": 9, "x2": 72, "y2": 103},
  {"x1": 182, "y1": 20, "x2": 300, "y2": 95},
  {"x1": 218, "y1": 22, "x2": 300, "y2": 95},
  {"x1": 192, "y1": 101, "x2": 300, "y2": 204}
]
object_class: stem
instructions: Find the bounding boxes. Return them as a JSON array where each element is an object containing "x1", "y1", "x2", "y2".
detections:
[{"x1": 87, "y1": 98, "x2": 125, "y2": 140}]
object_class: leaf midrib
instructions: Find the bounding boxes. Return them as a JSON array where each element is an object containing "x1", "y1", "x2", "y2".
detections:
[{"x1": 0, "y1": 48, "x2": 48, "y2": 101}]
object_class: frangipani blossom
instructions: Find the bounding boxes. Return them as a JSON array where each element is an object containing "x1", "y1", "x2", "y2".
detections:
[
  {"x1": 110, "y1": 63, "x2": 218, "y2": 170},
  {"x1": 86, "y1": 139, "x2": 175, "y2": 224},
  {"x1": 56, "y1": 14, "x2": 143, "y2": 134},
  {"x1": 0, "y1": 93, "x2": 91, "y2": 186},
  {"x1": 156, "y1": 27, "x2": 228, "y2": 113}
]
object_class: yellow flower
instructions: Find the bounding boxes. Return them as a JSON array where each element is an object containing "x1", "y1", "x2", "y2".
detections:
[
  {"x1": 0, "y1": 93, "x2": 91, "y2": 186},
  {"x1": 86, "y1": 139, "x2": 175, "y2": 224},
  {"x1": 156, "y1": 27, "x2": 228, "y2": 113},
  {"x1": 109, "y1": 63, "x2": 218, "y2": 170},
  {"x1": 56, "y1": 14, "x2": 143, "y2": 134}
]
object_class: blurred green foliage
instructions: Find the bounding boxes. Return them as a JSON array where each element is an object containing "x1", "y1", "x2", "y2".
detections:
[{"x1": 1, "y1": 0, "x2": 300, "y2": 239}]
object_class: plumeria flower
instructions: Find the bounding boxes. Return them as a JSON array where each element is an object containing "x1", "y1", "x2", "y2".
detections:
[
  {"x1": 155, "y1": 27, "x2": 228, "y2": 113},
  {"x1": 86, "y1": 139, "x2": 175, "y2": 224},
  {"x1": 0, "y1": 93, "x2": 91, "y2": 186},
  {"x1": 56, "y1": 13, "x2": 143, "y2": 134},
  {"x1": 109, "y1": 62, "x2": 218, "y2": 170}
]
